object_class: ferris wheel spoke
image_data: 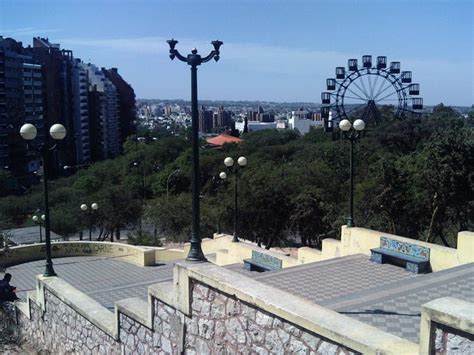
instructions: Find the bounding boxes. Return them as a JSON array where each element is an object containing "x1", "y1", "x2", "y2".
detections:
[
  {"x1": 367, "y1": 74, "x2": 374, "y2": 99},
  {"x1": 373, "y1": 77, "x2": 387, "y2": 99},
  {"x1": 375, "y1": 90, "x2": 398, "y2": 103},
  {"x1": 344, "y1": 86, "x2": 368, "y2": 101},
  {"x1": 352, "y1": 80, "x2": 370, "y2": 100},
  {"x1": 373, "y1": 82, "x2": 395, "y2": 100},
  {"x1": 344, "y1": 102, "x2": 368, "y2": 116},
  {"x1": 372, "y1": 74, "x2": 379, "y2": 99},
  {"x1": 359, "y1": 75, "x2": 370, "y2": 100},
  {"x1": 341, "y1": 94, "x2": 367, "y2": 101}
]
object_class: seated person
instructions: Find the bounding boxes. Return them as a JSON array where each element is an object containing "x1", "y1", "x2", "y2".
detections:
[{"x1": 0, "y1": 273, "x2": 19, "y2": 302}]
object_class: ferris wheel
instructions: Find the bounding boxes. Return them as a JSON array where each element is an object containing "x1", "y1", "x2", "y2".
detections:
[{"x1": 320, "y1": 55, "x2": 423, "y2": 130}]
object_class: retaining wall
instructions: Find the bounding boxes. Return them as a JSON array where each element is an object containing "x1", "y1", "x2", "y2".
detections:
[{"x1": 3, "y1": 261, "x2": 422, "y2": 354}]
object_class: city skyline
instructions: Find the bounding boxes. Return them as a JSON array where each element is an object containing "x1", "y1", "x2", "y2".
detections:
[{"x1": 1, "y1": 0, "x2": 472, "y2": 106}]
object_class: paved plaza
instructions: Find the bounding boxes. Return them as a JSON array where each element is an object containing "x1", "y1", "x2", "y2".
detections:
[
  {"x1": 7, "y1": 256, "x2": 175, "y2": 310},
  {"x1": 253, "y1": 254, "x2": 474, "y2": 343},
  {"x1": 5, "y1": 253, "x2": 473, "y2": 343}
]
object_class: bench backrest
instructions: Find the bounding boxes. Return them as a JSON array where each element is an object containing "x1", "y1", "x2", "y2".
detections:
[
  {"x1": 380, "y1": 236, "x2": 430, "y2": 260},
  {"x1": 251, "y1": 250, "x2": 282, "y2": 270}
]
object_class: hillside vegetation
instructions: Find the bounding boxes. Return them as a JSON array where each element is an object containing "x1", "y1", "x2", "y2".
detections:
[{"x1": 1, "y1": 104, "x2": 472, "y2": 249}]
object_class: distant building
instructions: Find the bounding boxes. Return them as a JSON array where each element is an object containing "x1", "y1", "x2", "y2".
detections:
[
  {"x1": 103, "y1": 67, "x2": 136, "y2": 150},
  {"x1": 247, "y1": 106, "x2": 275, "y2": 123},
  {"x1": 71, "y1": 60, "x2": 91, "y2": 163},
  {"x1": 213, "y1": 106, "x2": 232, "y2": 128},
  {"x1": 0, "y1": 36, "x2": 136, "y2": 185},
  {"x1": 235, "y1": 121, "x2": 277, "y2": 133},
  {"x1": 199, "y1": 106, "x2": 213, "y2": 133},
  {"x1": 0, "y1": 37, "x2": 32, "y2": 175},
  {"x1": 288, "y1": 111, "x2": 323, "y2": 134},
  {"x1": 206, "y1": 133, "x2": 242, "y2": 147},
  {"x1": 86, "y1": 64, "x2": 120, "y2": 160}
]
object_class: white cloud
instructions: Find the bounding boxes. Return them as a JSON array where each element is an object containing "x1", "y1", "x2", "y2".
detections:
[{"x1": 1, "y1": 27, "x2": 61, "y2": 37}]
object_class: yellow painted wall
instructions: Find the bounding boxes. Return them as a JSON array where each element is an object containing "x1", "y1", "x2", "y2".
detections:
[
  {"x1": 0, "y1": 242, "x2": 156, "y2": 267},
  {"x1": 338, "y1": 226, "x2": 473, "y2": 272}
]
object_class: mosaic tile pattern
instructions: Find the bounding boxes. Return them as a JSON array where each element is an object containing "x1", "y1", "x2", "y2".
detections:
[{"x1": 380, "y1": 236, "x2": 430, "y2": 260}]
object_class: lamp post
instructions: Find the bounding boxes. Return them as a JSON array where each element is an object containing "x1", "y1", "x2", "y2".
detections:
[
  {"x1": 132, "y1": 160, "x2": 145, "y2": 236},
  {"x1": 212, "y1": 171, "x2": 227, "y2": 234},
  {"x1": 167, "y1": 38, "x2": 223, "y2": 262},
  {"x1": 224, "y1": 156, "x2": 247, "y2": 242},
  {"x1": 339, "y1": 119, "x2": 365, "y2": 227},
  {"x1": 32, "y1": 214, "x2": 45, "y2": 243},
  {"x1": 20, "y1": 122, "x2": 67, "y2": 277},
  {"x1": 80, "y1": 203, "x2": 99, "y2": 241}
]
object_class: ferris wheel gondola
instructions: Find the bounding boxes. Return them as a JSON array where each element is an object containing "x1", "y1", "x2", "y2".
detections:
[{"x1": 320, "y1": 55, "x2": 423, "y2": 130}]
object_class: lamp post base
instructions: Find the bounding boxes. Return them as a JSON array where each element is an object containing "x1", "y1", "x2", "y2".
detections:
[
  {"x1": 43, "y1": 263, "x2": 56, "y2": 277},
  {"x1": 186, "y1": 241, "x2": 207, "y2": 262},
  {"x1": 347, "y1": 217, "x2": 354, "y2": 228}
]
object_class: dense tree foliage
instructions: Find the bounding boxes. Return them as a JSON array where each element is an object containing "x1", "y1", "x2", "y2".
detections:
[{"x1": 0, "y1": 105, "x2": 472, "y2": 249}]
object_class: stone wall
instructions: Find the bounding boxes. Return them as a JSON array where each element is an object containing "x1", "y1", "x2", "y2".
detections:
[
  {"x1": 3, "y1": 263, "x2": 419, "y2": 354},
  {"x1": 16, "y1": 290, "x2": 121, "y2": 354},
  {"x1": 118, "y1": 282, "x2": 357, "y2": 354},
  {"x1": 184, "y1": 281, "x2": 357, "y2": 354},
  {"x1": 434, "y1": 324, "x2": 474, "y2": 355},
  {"x1": 119, "y1": 300, "x2": 184, "y2": 354}
]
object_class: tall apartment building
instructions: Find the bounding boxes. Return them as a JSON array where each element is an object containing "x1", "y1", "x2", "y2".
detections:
[
  {"x1": 24, "y1": 37, "x2": 76, "y2": 175},
  {"x1": 247, "y1": 107, "x2": 275, "y2": 123},
  {"x1": 213, "y1": 106, "x2": 232, "y2": 128},
  {"x1": 0, "y1": 37, "x2": 40, "y2": 177},
  {"x1": 1, "y1": 36, "x2": 136, "y2": 186},
  {"x1": 86, "y1": 64, "x2": 120, "y2": 160},
  {"x1": 103, "y1": 67, "x2": 136, "y2": 152},
  {"x1": 199, "y1": 106, "x2": 213, "y2": 133},
  {"x1": 22, "y1": 62, "x2": 44, "y2": 173},
  {"x1": 71, "y1": 60, "x2": 91, "y2": 163}
]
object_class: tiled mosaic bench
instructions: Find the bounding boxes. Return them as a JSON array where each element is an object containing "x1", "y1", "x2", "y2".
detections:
[
  {"x1": 244, "y1": 250, "x2": 282, "y2": 272},
  {"x1": 370, "y1": 236, "x2": 431, "y2": 274}
]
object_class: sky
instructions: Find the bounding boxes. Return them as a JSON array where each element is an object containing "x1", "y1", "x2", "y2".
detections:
[{"x1": 1, "y1": 0, "x2": 473, "y2": 105}]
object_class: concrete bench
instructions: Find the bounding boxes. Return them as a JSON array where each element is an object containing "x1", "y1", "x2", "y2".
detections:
[
  {"x1": 244, "y1": 250, "x2": 282, "y2": 272},
  {"x1": 370, "y1": 236, "x2": 430, "y2": 274}
]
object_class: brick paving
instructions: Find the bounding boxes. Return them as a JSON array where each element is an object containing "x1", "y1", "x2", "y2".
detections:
[
  {"x1": 250, "y1": 254, "x2": 474, "y2": 343},
  {"x1": 4, "y1": 256, "x2": 176, "y2": 310}
]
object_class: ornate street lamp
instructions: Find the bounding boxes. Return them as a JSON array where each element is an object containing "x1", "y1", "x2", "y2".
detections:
[
  {"x1": 167, "y1": 38, "x2": 223, "y2": 262},
  {"x1": 224, "y1": 156, "x2": 247, "y2": 242},
  {"x1": 32, "y1": 214, "x2": 46, "y2": 243},
  {"x1": 339, "y1": 119, "x2": 365, "y2": 227},
  {"x1": 20, "y1": 122, "x2": 67, "y2": 277},
  {"x1": 80, "y1": 203, "x2": 99, "y2": 241}
]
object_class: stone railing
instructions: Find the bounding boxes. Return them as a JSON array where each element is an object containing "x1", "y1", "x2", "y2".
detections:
[
  {"x1": 419, "y1": 297, "x2": 473, "y2": 354},
  {"x1": 0, "y1": 241, "x2": 156, "y2": 267},
  {"x1": 5, "y1": 261, "x2": 420, "y2": 354}
]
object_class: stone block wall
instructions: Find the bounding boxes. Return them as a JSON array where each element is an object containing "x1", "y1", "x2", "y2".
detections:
[
  {"x1": 117, "y1": 281, "x2": 358, "y2": 354},
  {"x1": 183, "y1": 281, "x2": 357, "y2": 354},
  {"x1": 434, "y1": 324, "x2": 474, "y2": 354},
  {"x1": 16, "y1": 290, "x2": 121, "y2": 354},
  {"x1": 119, "y1": 300, "x2": 184, "y2": 354}
]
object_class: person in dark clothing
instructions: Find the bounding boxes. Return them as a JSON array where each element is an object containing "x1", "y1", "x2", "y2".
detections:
[{"x1": 0, "y1": 273, "x2": 19, "y2": 302}]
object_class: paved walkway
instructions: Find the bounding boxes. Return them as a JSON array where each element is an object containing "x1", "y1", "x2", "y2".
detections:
[
  {"x1": 252, "y1": 254, "x2": 474, "y2": 343},
  {"x1": 5, "y1": 253, "x2": 473, "y2": 343},
  {"x1": 5, "y1": 256, "x2": 175, "y2": 310}
]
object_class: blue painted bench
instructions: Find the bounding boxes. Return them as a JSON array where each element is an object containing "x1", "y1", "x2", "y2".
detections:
[
  {"x1": 244, "y1": 250, "x2": 282, "y2": 272},
  {"x1": 370, "y1": 236, "x2": 430, "y2": 274}
]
